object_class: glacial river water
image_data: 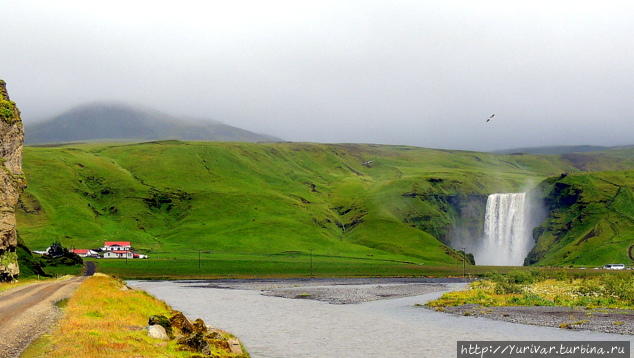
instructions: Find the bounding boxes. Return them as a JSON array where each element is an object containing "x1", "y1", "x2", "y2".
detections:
[{"x1": 129, "y1": 280, "x2": 633, "y2": 358}]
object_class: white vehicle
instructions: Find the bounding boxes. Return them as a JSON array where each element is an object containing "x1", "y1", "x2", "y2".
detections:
[{"x1": 603, "y1": 264, "x2": 625, "y2": 270}]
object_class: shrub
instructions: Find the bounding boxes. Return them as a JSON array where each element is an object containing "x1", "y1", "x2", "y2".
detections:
[
  {"x1": 602, "y1": 274, "x2": 634, "y2": 305},
  {"x1": 509, "y1": 293, "x2": 554, "y2": 306},
  {"x1": 495, "y1": 281, "x2": 523, "y2": 295},
  {"x1": 0, "y1": 100, "x2": 15, "y2": 122}
]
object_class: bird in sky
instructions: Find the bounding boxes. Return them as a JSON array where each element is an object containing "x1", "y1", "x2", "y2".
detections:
[{"x1": 486, "y1": 113, "x2": 495, "y2": 122}]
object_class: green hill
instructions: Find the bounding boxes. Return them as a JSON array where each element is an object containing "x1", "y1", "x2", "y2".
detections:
[
  {"x1": 494, "y1": 145, "x2": 613, "y2": 155},
  {"x1": 15, "y1": 141, "x2": 634, "y2": 272},
  {"x1": 527, "y1": 170, "x2": 634, "y2": 266}
]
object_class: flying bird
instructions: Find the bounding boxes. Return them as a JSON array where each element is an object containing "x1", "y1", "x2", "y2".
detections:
[{"x1": 486, "y1": 113, "x2": 495, "y2": 122}]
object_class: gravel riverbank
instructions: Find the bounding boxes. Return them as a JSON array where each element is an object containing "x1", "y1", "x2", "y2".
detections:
[
  {"x1": 181, "y1": 277, "x2": 468, "y2": 304},
  {"x1": 429, "y1": 304, "x2": 634, "y2": 335}
]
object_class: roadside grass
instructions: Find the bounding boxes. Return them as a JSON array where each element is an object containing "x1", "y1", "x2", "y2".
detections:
[
  {"x1": 22, "y1": 274, "x2": 194, "y2": 358},
  {"x1": 0, "y1": 275, "x2": 75, "y2": 294},
  {"x1": 427, "y1": 270, "x2": 634, "y2": 310},
  {"x1": 0, "y1": 278, "x2": 40, "y2": 293}
]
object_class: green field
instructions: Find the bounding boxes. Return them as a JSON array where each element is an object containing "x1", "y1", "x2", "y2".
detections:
[
  {"x1": 86, "y1": 254, "x2": 558, "y2": 279},
  {"x1": 15, "y1": 141, "x2": 634, "y2": 274},
  {"x1": 88, "y1": 254, "x2": 626, "y2": 280},
  {"x1": 87, "y1": 252, "x2": 470, "y2": 279}
]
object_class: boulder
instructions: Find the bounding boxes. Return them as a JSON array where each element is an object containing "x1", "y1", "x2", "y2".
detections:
[
  {"x1": 170, "y1": 311, "x2": 194, "y2": 335},
  {"x1": 192, "y1": 318, "x2": 208, "y2": 333},
  {"x1": 177, "y1": 332, "x2": 211, "y2": 355},
  {"x1": 228, "y1": 338, "x2": 243, "y2": 354},
  {"x1": 147, "y1": 324, "x2": 169, "y2": 340},
  {"x1": 205, "y1": 330, "x2": 223, "y2": 340},
  {"x1": 208, "y1": 339, "x2": 230, "y2": 352},
  {"x1": 148, "y1": 314, "x2": 172, "y2": 337}
]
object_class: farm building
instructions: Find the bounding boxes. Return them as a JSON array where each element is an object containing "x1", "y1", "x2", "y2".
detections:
[
  {"x1": 102, "y1": 241, "x2": 132, "y2": 251},
  {"x1": 71, "y1": 249, "x2": 99, "y2": 257},
  {"x1": 103, "y1": 250, "x2": 134, "y2": 259},
  {"x1": 100, "y1": 241, "x2": 147, "y2": 259}
]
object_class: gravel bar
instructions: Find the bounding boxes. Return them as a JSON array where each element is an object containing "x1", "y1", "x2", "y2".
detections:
[{"x1": 431, "y1": 304, "x2": 634, "y2": 335}]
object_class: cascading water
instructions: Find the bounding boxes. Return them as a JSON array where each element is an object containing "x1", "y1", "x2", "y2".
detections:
[{"x1": 474, "y1": 193, "x2": 534, "y2": 266}]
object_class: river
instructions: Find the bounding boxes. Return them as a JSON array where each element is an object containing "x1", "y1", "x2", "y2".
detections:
[{"x1": 129, "y1": 279, "x2": 633, "y2": 358}]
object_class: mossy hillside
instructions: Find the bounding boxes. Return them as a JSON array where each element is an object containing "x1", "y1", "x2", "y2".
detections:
[
  {"x1": 16, "y1": 141, "x2": 634, "y2": 266},
  {"x1": 528, "y1": 170, "x2": 634, "y2": 266},
  {"x1": 16, "y1": 141, "x2": 570, "y2": 264}
]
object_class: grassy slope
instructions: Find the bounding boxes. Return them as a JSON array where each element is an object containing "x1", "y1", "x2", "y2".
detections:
[
  {"x1": 16, "y1": 141, "x2": 634, "y2": 270},
  {"x1": 22, "y1": 274, "x2": 244, "y2": 358},
  {"x1": 16, "y1": 141, "x2": 577, "y2": 266},
  {"x1": 528, "y1": 170, "x2": 634, "y2": 266}
]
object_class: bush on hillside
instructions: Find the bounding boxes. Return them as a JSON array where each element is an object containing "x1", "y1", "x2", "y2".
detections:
[{"x1": 43, "y1": 241, "x2": 83, "y2": 266}]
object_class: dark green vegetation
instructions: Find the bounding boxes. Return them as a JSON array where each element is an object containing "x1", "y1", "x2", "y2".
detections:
[
  {"x1": 15, "y1": 141, "x2": 634, "y2": 276},
  {"x1": 16, "y1": 239, "x2": 83, "y2": 278},
  {"x1": 25, "y1": 103, "x2": 280, "y2": 144}
]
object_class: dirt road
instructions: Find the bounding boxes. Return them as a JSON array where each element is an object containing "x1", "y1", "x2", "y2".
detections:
[{"x1": 0, "y1": 263, "x2": 94, "y2": 358}]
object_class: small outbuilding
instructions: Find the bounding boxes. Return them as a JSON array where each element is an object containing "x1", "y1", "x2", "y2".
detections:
[{"x1": 71, "y1": 249, "x2": 99, "y2": 257}]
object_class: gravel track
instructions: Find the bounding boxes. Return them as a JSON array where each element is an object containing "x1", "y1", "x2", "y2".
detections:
[
  {"x1": 0, "y1": 277, "x2": 85, "y2": 358},
  {"x1": 0, "y1": 263, "x2": 94, "y2": 358}
]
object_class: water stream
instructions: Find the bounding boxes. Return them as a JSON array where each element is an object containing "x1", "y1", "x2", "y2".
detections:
[{"x1": 129, "y1": 280, "x2": 631, "y2": 358}]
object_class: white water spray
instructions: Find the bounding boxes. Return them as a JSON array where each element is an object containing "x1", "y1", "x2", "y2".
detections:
[{"x1": 475, "y1": 193, "x2": 534, "y2": 266}]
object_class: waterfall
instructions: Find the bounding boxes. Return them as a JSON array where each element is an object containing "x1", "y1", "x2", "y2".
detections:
[{"x1": 475, "y1": 193, "x2": 533, "y2": 266}]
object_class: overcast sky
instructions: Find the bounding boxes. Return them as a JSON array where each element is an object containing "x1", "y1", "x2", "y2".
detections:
[{"x1": 2, "y1": 1, "x2": 633, "y2": 151}]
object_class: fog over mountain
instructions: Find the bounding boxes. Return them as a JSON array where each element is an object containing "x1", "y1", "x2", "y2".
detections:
[
  {"x1": 2, "y1": 1, "x2": 634, "y2": 150},
  {"x1": 25, "y1": 103, "x2": 280, "y2": 144}
]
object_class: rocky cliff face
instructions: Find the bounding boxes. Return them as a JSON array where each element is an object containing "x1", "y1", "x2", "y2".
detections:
[{"x1": 0, "y1": 79, "x2": 25, "y2": 280}]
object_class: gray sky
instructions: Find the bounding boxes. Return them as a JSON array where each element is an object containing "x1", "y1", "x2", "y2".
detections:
[{"x1": 2, "y1": 0, "x2": 634, "y2": 151}]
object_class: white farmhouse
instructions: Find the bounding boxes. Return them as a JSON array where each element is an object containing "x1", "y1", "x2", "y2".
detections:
[
  {"x1": 99, "y1": 241, "x2": 148, "y2": 259},
  {"x1": 103, "y1": 250, "x2": 134, "y2": 259}
]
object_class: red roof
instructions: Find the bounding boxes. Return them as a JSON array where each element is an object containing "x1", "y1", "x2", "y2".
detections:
[
  {"x1": 72, "y1": 249, "x2": 89, "y2": 254},
  {"x1": 104, "y1": 241, "x2": 131, "y2": 247},
  {"x1": 111, "y1": 250, "x2": 131, "y2": 254}
]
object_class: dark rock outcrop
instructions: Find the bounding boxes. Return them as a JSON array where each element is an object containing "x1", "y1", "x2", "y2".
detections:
[
  {"x1": 170, "y1": 311, "x2": 194, "y2": 335},
  {"x1": 0, "y1": 80, "x2": 25, "y2": 281},
  {"x1": 154, "y1": 311, "x2": 248, "y2": 357}
]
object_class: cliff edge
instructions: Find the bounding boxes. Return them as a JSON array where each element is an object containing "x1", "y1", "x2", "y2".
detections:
[{"x1": 0, "y1": 79, "x2": 25, "y2": 280}]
